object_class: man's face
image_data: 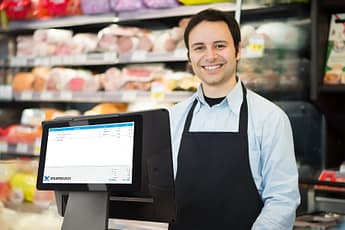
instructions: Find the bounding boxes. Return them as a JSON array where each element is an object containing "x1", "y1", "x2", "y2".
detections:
[{"x1": 188, "y1": 20, "x2": 240, "y2": 91}]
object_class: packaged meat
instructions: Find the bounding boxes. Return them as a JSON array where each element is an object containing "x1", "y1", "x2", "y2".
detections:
[
  {"x1": 109, "y1": 0, "x2": 144, "y2": 12},
  {"x1": 12, "y1": 72, "x2": 35, "y2": 92},
  {"x1": 16, "y1": 36, "x2": 35, "y2": 57},
  {"x1": 178, "y1": 0, "x2": 230, "y2": 5},
  {"x1": 0, "y1": 0, "x2": 33, "y2": 20},
  {"x1": 100, "y1": 67, "x2": 124, "y2": 91},
  {"x1": 32, "y1": 67, "x2": 50, "y2": 91},
  {"x1": 72, "y1": 33, "x2": 98, "y2": 54},
  {"x1": 33, "y1": 29, "x2": 73, "y2": 44},
  {"x1": 143, "y1": 0, "x2": 179, "y2": 9},
  {"x1": 80, "y1": 0, "x2": 111, "y2": 14},
  {"x1": 84, "y1": 103, "x2": 128, "y2": 115}
]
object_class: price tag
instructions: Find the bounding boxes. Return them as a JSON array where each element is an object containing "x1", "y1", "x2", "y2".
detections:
[
  {"x1": 27, "y1": 58, "x2": 35, "y2": 66},
  {"x1": 131, "y1": 51, "x2": 147, "y2": 61},
  {"x1": 104, "y1": 52, "x2": 118, "y2": 62},
  {"x1": 0, "y1": 141, "x2": 8, "y2": 152},
  {"x1": 245, "y1": 35, "x2": 265, "y2": 58},
  {"x1": 173, "y1": 48, "x2": 188, "y2": 59},
  {"x1": 150, "y1": 82, "x2": 165, "y2": 101},
  {"x1": 40, "y1": 91, "x2": 54, "y2": 100},
  {"x1": 121, "y1": 91, "x2": 137, "y2": 102},
  {"x1": 9, "y1": 57, "x2": 18, "y2": 66},
  {"x1": 20, "y1": 91, "x2": 33, "y2": 100},
  {"x1": 17, "y1": 143, "x2": 28, "y2": 153},
  {"x1": 34, "y1": 138, "x2": 41, "y2": 156},
  {"x1": 62, "y1": 55, "x2": 75, "y2": 65},
  {"x1": 74, "y1": 54, "x2": 87, "y2": 64},
  {"x1": 59, "y1": 91, "x2": 73, "y2": 101},
  {"x1": 0, "y1": 85, "x2": 13, "y2": 100},
  {"x1": 50, "y1": 56, "x2": 62, "y2": 66}
]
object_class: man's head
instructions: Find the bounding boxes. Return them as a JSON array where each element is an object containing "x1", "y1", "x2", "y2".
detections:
[
  {"x1": 184, "y1": 9, "x2": 241, "y2": 56},
  {"x1": 184, "y1": 9, "x2": 242, "y2": 97}
]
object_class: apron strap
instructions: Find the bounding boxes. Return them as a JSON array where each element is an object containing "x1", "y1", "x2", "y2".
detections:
[
  {"x1": 238, "y1": 82, "x2": 248, "y2": 136},
  {"x1": 183, "y1": 99, "x2": 198, "y2": 133}
]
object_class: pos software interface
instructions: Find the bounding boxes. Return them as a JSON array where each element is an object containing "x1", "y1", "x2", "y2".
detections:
[{"x1": 37, "y1": 109, "x2": 176, "y2": 229}]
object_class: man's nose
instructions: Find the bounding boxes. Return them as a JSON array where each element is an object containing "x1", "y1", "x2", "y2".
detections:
[{"x1": 205, "y1": 47, "x2": 217, "y2": 60}]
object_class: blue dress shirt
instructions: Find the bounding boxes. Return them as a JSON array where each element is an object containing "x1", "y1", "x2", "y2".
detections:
[{"x1": 169, "y1": 79, "x2": 300, "y2": 229}]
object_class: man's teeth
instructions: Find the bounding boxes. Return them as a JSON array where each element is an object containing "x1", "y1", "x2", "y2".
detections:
[{"x1": 204, "y1": 65, "x2": 221, "y2": 70}]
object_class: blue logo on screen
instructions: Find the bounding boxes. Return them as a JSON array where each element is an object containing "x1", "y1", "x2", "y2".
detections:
[{"x1": 44, "y1": 176, "x2": 50, "y2": 181}]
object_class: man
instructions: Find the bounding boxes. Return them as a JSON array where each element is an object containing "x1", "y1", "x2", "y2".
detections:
[{"x1": 169, "y1": 9, "x2": 300, "y2": 230}]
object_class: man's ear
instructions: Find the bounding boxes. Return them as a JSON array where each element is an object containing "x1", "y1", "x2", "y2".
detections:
[{"x1": 236, "y1": 43, "x2": 241, "y2": 61}]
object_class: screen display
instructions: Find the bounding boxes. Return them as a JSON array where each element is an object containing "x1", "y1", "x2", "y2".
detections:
[{"x1": 43, "y1": 122, "x2": 135, "y2": 184}]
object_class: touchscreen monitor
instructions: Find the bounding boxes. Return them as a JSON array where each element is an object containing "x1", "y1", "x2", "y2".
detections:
[{"x1": 37, "y1": 114, "x2": 142, "y2": 192}]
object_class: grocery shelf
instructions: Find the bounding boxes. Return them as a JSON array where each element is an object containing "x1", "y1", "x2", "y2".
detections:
[
  {"x1": 0, "y1": 85, "x2": 13, "y2": 101},
  {"x1": 0, "y1": 141, "x2": 39, "y2": 156},
  {"x1": 8, "y1": 47, "x2": 266, "y2": 67},
  {"x1": 13, "y1": 90, "x2": 194, "y2": 103},
  {"x1": 1, "y1": 13, "x2": 117, "y2": 32},
  {"x1": 117, "y1": 2, "x2": 260, "y2": 21},
  {"x1": 319, "y1": 85, "x2": 345, "y2": 93},
  {"x1": 0, "y1": 2, "x2": 310, "y2": 33},
  {"x1": 9, "y1": 50, "x2": 188, "y2": 67}
]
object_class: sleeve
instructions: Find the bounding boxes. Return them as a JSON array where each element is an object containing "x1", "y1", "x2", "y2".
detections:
[{"x1": 252, "y1": 110, "x2": 300, "y2": 230}]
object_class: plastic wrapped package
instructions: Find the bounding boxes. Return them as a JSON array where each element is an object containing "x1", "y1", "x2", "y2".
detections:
[
  {"x1": 0, "y1": 0, "x2": 32, "y2": 20},
  {"x1": 143, "y1": 0, "x2": 179, "y2": 9},
  {"x1": 80, "y1": 0, "x2": 111, "y2": 14},
  {"x1": 178, "y1": 0, "x2": 231, "y2": 5},
  {"x1": 109, "y1": 0, "x2": 145, "y2": 12}
]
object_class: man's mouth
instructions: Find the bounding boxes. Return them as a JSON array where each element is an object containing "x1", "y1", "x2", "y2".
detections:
[{"x1": 202, "y1": 64, "x2": 223, "y2": 70}]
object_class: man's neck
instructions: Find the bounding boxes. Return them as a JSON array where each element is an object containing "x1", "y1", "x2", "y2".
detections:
[{"x1": 202, "y1": 76, "x2": 237, "y2": 98}]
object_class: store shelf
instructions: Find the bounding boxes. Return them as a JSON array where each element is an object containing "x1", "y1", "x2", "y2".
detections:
[
  {"x1": 8, "y1": 49, "x2": 189, "y2": 67},
  {"x1": 0, "y1": 13, "x2": 117, "y2": 32},
  {"x1": 13, "y1": 90, "x2": 193, "y2": 103},
  {"x1": 319, "y1": 85, "x2": 345, "y2": 93},
  {"x1": 117, "y1": 2, "x2": 259, "y2": 21},
  {"x1": 0, "y1": 2, "x2": 310, "y2": 33},
  {"x1": 0, "y1": 141, "x2": 39, "y2": 156},
  {"x1": 319, "y1": 0, "x2": 345, "y2": 12}
]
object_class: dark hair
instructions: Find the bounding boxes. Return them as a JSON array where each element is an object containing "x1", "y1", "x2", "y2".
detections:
[{"x1": 184, "y1": 9, "x2": 241, "y2": 55}]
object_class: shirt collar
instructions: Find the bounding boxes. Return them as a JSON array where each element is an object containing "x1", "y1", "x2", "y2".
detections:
[{"x1": 194, "y1": 79, "x2": 243, "y2": 116}]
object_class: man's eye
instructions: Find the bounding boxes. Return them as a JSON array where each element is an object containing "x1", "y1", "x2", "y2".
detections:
[
  {"x1": 193, "y1": 46, "x2": 204, "y2": 51},
  {"x1": 215, "y1": 44, "x2": 226, "y2": 49}
]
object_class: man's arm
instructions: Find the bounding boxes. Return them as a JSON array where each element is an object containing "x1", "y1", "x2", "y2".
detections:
[{"x1": 252, "y1": 110, "x2": 300, "y2": 230}]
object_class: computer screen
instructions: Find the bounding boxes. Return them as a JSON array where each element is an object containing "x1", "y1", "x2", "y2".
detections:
[
  {"x1": 44, "y1": 122, "x2": 135, "y2": 185},
  {"x1": 37, "y1": 114, "x2": 142, "y2": 192}
]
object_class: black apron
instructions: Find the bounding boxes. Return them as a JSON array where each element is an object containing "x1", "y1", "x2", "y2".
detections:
[{"x1": 170, "y1": 83, "x2": 263, "y2": 230}]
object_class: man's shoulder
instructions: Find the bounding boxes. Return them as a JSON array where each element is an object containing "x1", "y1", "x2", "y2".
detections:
[{"x1": 247, "y1": 89, "x2": 289, "y2": 123}]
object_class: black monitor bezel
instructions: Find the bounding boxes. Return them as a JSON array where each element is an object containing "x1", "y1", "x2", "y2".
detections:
[{"x1": 37, "y1": 114, "x2": 142, "y2": 192}]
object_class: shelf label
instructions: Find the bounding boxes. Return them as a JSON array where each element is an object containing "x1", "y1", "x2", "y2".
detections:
[
  {"x1": 34, "y1": 138, "x2": 41, "y2": 156},
  {"x1": 62, "y1": 55, "x2": 75, "y2": 65},
  {"x1": 50, "y1": 56, "x2": 62, "y2": 66},
  {"x1": 121, "y1": 91, "x2": 137, "y2": 102},
  {"x1": 243, "y1": 34, "x2": 265, "y2": 58},
  {"x1": 40, "y1": 91, "x2": 54, "y2": 100},
  {"x1": 151, "y1": 82, "x2": 165, "y2": 101},
  {"x1": 59, "y1": 91, "x2": 73, "y2": 101},
  {"x1": 0, "y1": 85, "x2": 13, "y2": 100},
  {"x1": 20, "y1": 91, "x2": 33, "y2": 100},
  {"x1": 74, "y1": 54, "x2": 87, "y2": 64},
  {"x1": 104, "y1": 52, "x2": 118, "y2": 62},
  {"x1": 16, "y1": 143, "x2": 28, "y2": 153},
  {"x1": 173, "y1": 48, "x2": 188, "y2": 59},
  {"x1": 131, "y1": 51, "x2": 147, "y2": 61},
  {"x1": 26, "y1": 58, "x2": 35, "y2": 66},
  {"x1": 0, "y1": 141, "x2": 8, "y2": 152}
]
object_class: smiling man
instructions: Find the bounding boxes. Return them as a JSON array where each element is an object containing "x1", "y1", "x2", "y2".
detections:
[{"x1": 169, "y1": 9, "x2": 300, "y2": 230}]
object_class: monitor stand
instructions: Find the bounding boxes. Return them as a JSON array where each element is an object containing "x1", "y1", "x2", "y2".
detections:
[{"x1": 61, "y1": 191, "x2": 109, "y2": 230}]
